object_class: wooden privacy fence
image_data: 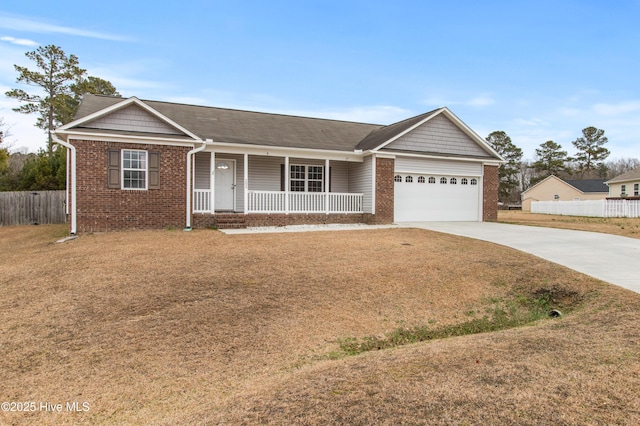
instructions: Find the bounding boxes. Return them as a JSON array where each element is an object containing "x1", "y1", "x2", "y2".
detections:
[
  {"x1": 0, "y1": 191, "x2": 67, "y2": 226},
  {"x1": 531, "y1": 199, "x2": 640, "y2": 218}
]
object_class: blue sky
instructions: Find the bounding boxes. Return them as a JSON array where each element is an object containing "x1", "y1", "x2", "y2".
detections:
[{"x1": 1, "y1": 0, "x2": 638, "y2": 160}]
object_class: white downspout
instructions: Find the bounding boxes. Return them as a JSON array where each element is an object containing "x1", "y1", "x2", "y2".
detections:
[
  {"x1": 184, "y1": 139, "x2": 208, "y2": 231},
  {"x1": 51, "y1": 132, "x2": 76, "y2": 235}
]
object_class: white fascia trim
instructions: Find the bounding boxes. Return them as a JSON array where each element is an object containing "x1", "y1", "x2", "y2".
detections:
[
  {"x1": 207, "y1": 141, "x2": 364, "y2": 162},
  {"x1": 57, "y1": 130, "x2": 201, "y2": 147},
  {"x1": 57, "y1": 96, "x2": 202, "y2": 141}
]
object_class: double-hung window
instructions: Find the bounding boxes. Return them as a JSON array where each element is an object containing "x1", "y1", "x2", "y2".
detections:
[
  {"x1": 122, "y1": 150, "x2": 147, "y2": 189},
  {"x1": 290, "y1": 164, "x2": 324, "y2": 192},
  {"x1": 107, "y1": 148, "x2": 160, "y2": 190}
]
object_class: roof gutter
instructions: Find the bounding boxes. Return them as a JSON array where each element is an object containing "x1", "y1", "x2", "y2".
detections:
[
  {"x1": 184, "y1": 139, "x2": 209, "y2": 231},
  {"x1": 50, "y1": 131, "x2": 77, "y2": 235}
]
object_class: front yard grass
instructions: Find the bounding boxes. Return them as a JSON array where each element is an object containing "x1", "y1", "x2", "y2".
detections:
[{"x1": 1, "y1": 224, "x2": 638, "y2": 424}]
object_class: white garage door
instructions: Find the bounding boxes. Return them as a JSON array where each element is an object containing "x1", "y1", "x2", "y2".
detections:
[{"x1": 394, "y1": 174, "x2": 481, "y2": 222}]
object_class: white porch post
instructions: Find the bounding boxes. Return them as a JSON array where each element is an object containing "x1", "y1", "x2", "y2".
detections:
[
  {"x1": 210, "y1": 152, "x2": 215, "y2": 213},
  {"x1": 325, "y1": 158, "x2": 330, "y2": 214},
  {"x1": 285, "y1": 156, "x2": 289, "y2": 214},
  {"x1": 244, "y1": 153, "x2": 249, "y2": 214}
]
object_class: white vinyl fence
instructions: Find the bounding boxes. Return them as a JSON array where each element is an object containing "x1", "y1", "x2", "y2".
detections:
[{"x1": 531, "y1": 199, "x2": 640, "y2": 218}]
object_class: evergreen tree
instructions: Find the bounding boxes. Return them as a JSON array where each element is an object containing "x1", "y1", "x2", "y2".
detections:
[
  {"x1": 571, "y1": 126, "x2": 610, "y2": 177},
  {"x1": 531, "y1": 140, "x2": 570, "y2": 181},
  {"x1": 486, "y1": 131, "x2": 523, "y2": 202},
  {"x1": 5, "y1": 45, "x2": 85, "y2": 153}
]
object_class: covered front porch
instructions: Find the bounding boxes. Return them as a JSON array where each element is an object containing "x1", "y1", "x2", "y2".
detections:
[{"x1": 191, "y1": 149, "x2": 370, "y2": 217}]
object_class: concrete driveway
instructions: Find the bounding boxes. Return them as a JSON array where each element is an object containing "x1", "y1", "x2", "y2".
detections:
[{"x1": 400, "y1": 222, "x2": 640, "y2": 294}]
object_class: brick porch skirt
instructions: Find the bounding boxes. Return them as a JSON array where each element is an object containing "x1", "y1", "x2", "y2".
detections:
[{"x1": 192, "y1": 212, "x2": 389, "y2": 229}]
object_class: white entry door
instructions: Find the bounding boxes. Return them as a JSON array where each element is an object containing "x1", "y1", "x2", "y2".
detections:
[{"x1": 214, "y1": 159, "x2": 236, "y2": 211}]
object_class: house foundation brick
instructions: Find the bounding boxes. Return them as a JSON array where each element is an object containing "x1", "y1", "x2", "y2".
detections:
[
  {"x1": 483, "y1": 164, "x2": 499, "y2": 222},
  {"x1": 193, "y1": 213, "x2": 366, "y2": 229}
]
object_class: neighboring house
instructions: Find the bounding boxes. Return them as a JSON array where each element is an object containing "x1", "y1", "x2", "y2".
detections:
[
  {"x1": 53, "y1": 94, "x2": 503, "y2": 233},
  {"x1": 521, "y1": 176, "x2": 608, "y2": 211},
  {"x1": 606, "y1": 167, "x2": 640, "y2": 199}
]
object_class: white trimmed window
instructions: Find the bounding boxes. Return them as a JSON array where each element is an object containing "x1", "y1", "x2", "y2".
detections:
[
  {"x1": 290, "y1": 164, "x2": 323, "y2": 192},
  {"x1": 405, "y1": 175, "x2": 413, "y2": 183},
  {"x1": 394, "y1": 175, "x2": 402, "y2": 182},
  {"x1": 450, "y1": 177, "x2": 457, "y2": 184},
  {"x1": 634, "y1": 183, "x2": 639, "y2": 196},
  {"x1": 122, "y1": 150, "x2": 147, "y2": 189},
  {"x1": 428, "y1": 177, "x2": 436, "y2": 184},
  {"x1": 470, "y1": 178, "x2": 478, "y2": 185},
  {"x1": 461, "y1": 178, "x2": 468, "y2": 185},
  {"x1": 418, "y1": 176, "x2": 426, "y2": 183},
  {"x1": 440, "y1": 177, "x2": 447, "y2": 184}
]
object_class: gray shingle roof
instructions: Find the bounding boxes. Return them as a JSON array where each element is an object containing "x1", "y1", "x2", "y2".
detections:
[
  {"x1": 564, "y1": 179, "x2": 609, "y2": 193},
  {"x1": 72, "y1": 94, "x2": 500, "y2": 160},
  {"x1": 75, "y1": 94, "x2": 382, "y2": 152}
]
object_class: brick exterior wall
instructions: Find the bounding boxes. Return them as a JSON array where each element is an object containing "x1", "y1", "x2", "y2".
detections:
[
  {"x1": 483, "y1": 164, "x2": 499, "y2": 222},
  {"x1": 366, "y1": 157, "x2": 394, "y2": 224},
  {"x1": 72, "y1": 139, "x2": 190, "y2": 232}
]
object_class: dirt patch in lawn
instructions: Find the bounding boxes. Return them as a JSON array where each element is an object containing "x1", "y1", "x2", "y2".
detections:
[
  {"x1": 1, "y1": 224, "x2": 638, "y2": 425},
  {"x1": 500, "y1": 210, "x2": 640, "y2": 239}
]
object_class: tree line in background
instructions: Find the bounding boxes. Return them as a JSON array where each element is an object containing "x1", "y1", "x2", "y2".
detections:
[
  {"x1": 1, "y1": 46, "x2": 638, "y2": 198},
  {"x1": 0, "y1": 45, "x2": 119, "y2": 191},
  {"x1": 486, "y1": 127, "x2": 639, "y2": 204}
]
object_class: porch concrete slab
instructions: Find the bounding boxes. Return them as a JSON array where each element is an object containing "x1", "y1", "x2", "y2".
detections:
[
  {"x1": 219, "y1": 223, "x2": 398, "y2": 234},
  {"x1": 399, "y1": 221, "x2": 640, "y2": 294}
]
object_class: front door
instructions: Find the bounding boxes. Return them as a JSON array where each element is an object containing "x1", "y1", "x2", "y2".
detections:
[{"x1": 214, "y1": 159, "x2": 236, "y2": 211}]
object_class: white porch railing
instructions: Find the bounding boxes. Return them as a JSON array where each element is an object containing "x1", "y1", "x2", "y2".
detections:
[
  {"x1": 193, "y1": 189, "x2": 363, "y2": 214},
  {"x1": 193, "y1": 189, "x2": 211, "y2": 213},
  {"x1": 249, "y1": 191, "x2": 364, "y2": 214}
]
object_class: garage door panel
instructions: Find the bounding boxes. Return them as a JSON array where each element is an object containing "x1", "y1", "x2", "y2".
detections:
[{"x1": 394, "y1": 175, "x2": 480, "y2": 222}]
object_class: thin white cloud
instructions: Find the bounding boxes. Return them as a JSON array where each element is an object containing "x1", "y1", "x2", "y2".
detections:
[
  {"x1": 592, "y1": 101, "x2": 640, "y2": 116},
  {"x1": 0, "y1": 35, "x2": 38, "y2": 46},
  {"x1": 0, "y1": 14, "x2": 131, "y2": 42},
  {"x1": 467, "y1": 96, "x2": 495, "y2": 107},
  {"x1": 423, "y1": 94, "x2": 496, "y2": 108}
]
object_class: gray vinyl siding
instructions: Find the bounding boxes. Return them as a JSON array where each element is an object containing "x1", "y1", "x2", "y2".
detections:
[
  {"x1": 348, "y1": 155, "x2": 373, "y2": 213},
  {"x1": 330, "y1": 162, "x2": 349, "y2": 193},
  {"x1": 386, "y1": 114, "x2": 489, "y2": 157},
  {"x1": 194, "y1": 152, "x2": 210, "y2": 189},
  {"x1": 84, "y1": 104, "x2": 184, "y2": 135},
  {"x1": 394, "y1": 156, "x2": 482, "y2": 176},
  {"x1": 248, "y1": 156, "x2": 282, "y2": 191}
]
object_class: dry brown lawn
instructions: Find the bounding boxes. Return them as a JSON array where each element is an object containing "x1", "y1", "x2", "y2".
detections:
[
  {"x1": 499, "y1": 210, "x2": 640, "y2": 239},
  {"x1": 1, "y1": 224, "x2": 639, "y2": 425}
]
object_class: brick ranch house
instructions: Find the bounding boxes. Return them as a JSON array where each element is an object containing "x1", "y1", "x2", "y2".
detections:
[{"x1": 52, "y1": 94, "x2": 503, "y2": 233}]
